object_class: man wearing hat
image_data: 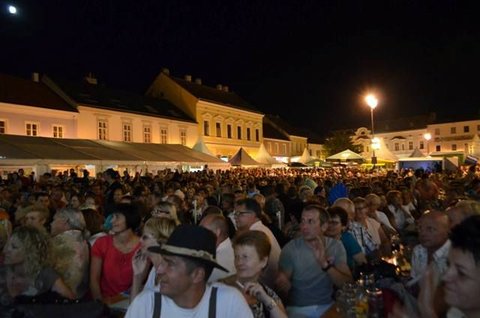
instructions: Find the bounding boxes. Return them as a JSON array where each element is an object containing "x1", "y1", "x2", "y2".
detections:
[{"x1": 125, "y1": 225, "x2": 253, "y2": 317}]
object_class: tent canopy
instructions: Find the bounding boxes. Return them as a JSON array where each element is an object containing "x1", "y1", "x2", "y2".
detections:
[
  {"x1": 192, "y1": 136, "x2": 214, "y2": 156},
  {"x1": 0, "y1": 134, "x2": 227, "y2": 167},
  {"x1": 298, "y1": 148, "x2": 315, "y2": 164},
  {"x1": 254, "y1": 143, "x2": 279, "y2": 165},
  {"x1": 326, "y1": 149, "x2": 364, "y2": 161},
  {"x1": 229, "y1": 147, "x2": 259, "y2": 166},
  {"x1": 409, "y1": 148, "x2": 425, "y2": 158},
  {"x1": 364, "y1": 139, "x2": 398, "y2": 162}
]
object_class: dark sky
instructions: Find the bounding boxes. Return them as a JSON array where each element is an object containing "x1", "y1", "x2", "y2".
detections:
[{"x1": 1, "y1": 0, "x2": 480, "y2": 136}]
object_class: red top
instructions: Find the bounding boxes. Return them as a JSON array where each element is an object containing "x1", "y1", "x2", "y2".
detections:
[{"x1": 91, "y1": 235, "x2": 140, "y2": 298}]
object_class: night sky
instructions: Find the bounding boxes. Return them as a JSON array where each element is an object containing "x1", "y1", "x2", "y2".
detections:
[{"x1": 1, "y1": 0, "x2": 479, "y2": 136}]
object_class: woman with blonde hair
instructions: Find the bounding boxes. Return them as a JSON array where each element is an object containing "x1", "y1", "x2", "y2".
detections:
[
  {"x1": 3, "y1": 226, "x2": 74, "y2": 299},
  {"x1": 151, "y1": 201, "x2": 180, "y2": 225},
  {"x1": 130, "y1": 217, "x2": 176, "y2": 301}
]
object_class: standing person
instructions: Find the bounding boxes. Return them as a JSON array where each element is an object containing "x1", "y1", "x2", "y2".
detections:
[
  {"x1": 234, "y1": 198, "x2": 281, "y2": 287},
  {"x1": 276, "y1": 204, "x2": 352, "y2": 318},
  {"x1": 90, "y1": 203, "x2": 141, "y2": 301},
  {"x1": 103, "y1": 168, "x2": 123, "y2": 216},
  {"x1": 125, "y1": 225, "x2": 253, "y2": 318},
  {"x1": 200, "y1": 214, "x2": 236, "y2": 282}
]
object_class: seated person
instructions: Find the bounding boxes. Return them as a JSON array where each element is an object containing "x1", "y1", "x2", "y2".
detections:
[{"x1": 221, "y1": 230, "x2": 287, "y2": 318}]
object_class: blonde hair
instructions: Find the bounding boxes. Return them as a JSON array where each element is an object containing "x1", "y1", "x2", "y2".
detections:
[
  {"x1": 10, "y1": 226, "x2": 49, "y2": 280},
  {"x1": 153, "y1": 201, "x2": 180, "y2": 225},
  {"x1": 143, "y1": 217, "x2": 176, "y2": 244}
]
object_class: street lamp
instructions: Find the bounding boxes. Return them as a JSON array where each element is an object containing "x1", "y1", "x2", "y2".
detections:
[
  {"x1": 365, "y1": 94, "x2": 378, "y2": 166},
  {"x1": 423, "y1": 132, "x2": 432, "y2": 156}
]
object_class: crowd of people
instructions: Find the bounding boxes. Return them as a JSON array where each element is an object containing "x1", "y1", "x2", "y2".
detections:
[{"x1": 0, "y1": 164, "x2": 480, "y2": 317}]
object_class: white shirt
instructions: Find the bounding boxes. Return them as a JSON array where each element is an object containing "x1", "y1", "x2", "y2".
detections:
[
  {"x1": 144, "y1": 267, "x2": 159, "y2": 292},
  {"x1": 388, "y1": 204, "x2": 414, "y2": 230},
  {"x1": 250, "y1": 220, "x2": 281, "y2": 286},
  {"x1": 208, "y1": 238, "x2": 236, "y2": 283},
  {"x1": 410, "y1": 239, "x2": 451, "y2": 285},
  {"x1": 375, "y1": 210, "x2": 395, "y2": 232},
  {"x1": 125, "y1": 283, "x2": 253, "y2": 318}
]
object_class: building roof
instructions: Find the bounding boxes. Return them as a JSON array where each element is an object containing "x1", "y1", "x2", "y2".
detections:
[
  {"x1": 171, "y1": 76, "x2": 262, "y2": 114},
  {"x1": 0, "y1": 73, "x2": 77, "y2": 112},
  {"x1": 47, "y1": 76, "x2": 195, "y2": 123},
  {"x1": 374, "y1": 113, "x2": 435, "y2": 133},
  {"x1": 263, "y1": 118, "x2": 290, "y2": 141},
  {"x1": 265, "y1": 114, "x2": 308, "y2": 138}
]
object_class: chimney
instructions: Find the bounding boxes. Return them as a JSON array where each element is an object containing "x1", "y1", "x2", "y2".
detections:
[
  {"x1": 161, "y1": 68, "x2": 170, "y2": 75},
  {"x1": 184, "y1": 74, "x2": 192, "y2": 82},
  {"x1": 32, "y1": 72, "x2": 40, "y2": 82},
  {"x1": 85, "y1": 72, "x2": 98, "y2": 85},
  {"x1": 223, "y1": 86, "x2": 229, "y2": 92},
  {"x1": 216, "y1": 84, "x2": 223, "y2": 90},
  {"x1": 194, "y1": 78, "x2": 202, "y2": 85}
]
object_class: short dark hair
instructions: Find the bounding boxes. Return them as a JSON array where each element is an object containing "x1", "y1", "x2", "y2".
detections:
[
  {"x1": 328, "y1": 206, "x2": 349, "y2": 227},
  {"x1": 233, "y1": 230, "x2": 271, "y2": 260},
  {"x1": 113, "y1": 203, "x2": 141, "y2": 231},
  {"x1": 236, "y1": 198, "x2": 262, "y2": 218},
  {"x1": 183, "y1": 256, "x2": 214, "y2": 283},
  {"x1": 451, "y1": 215, "x2": 480, "y2": 264},
  {"x1": 303, "y1": 204, "x2": 329, "y2": 225}
]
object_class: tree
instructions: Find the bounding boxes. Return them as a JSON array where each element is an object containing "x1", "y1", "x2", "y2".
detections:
[{"x1": 323, "y1": 130, "x2": 362, "y2": 156}]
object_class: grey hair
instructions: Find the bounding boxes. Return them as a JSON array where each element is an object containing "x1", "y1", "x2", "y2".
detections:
[{"x1": 56, "y1": 208, "x2": 87, "y2": 232}]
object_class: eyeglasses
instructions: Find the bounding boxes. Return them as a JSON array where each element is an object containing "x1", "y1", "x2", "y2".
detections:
[
  {"x1": 152, "y1": 209, "x2": 170, "y2": 215},
  {"x1": 234, "y1": 211, "x2": 254, "y2": 217}
]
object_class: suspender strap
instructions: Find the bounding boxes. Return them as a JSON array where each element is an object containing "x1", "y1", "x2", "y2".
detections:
[
  {"x1": 153, "y1": 286, "x2": 217, "y2": 318},
  {"x1": 153, "y1": 292, "x2": 162, "y2": 318},
  {"x1": 208, "y1": 287, "x2": 218, "y2": 318}
]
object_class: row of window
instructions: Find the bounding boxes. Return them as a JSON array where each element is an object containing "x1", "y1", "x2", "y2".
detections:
[
  {"x1": 434, "y1": 124, "x2": 480, "y2": 135},
  {"x1": 203, "y1": 121, "x2": 260, "y2": 141},
  {"x1": 98, "y1": 121, "x2": 187, "y2": 145},
  {"x1": 0, "y1": 121, "x2": 65, "y2": 138}
]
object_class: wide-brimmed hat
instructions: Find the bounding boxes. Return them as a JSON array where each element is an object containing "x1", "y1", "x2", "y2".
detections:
[{"x1": 148, "y1": 224, "x2": 228, "y2": 272}]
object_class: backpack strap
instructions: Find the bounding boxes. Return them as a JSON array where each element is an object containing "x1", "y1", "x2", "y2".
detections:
[
  {"x1": 153, "y1": 292, "x2": 162, "y2": 318},
  {"x1": 208, "y1": 287, "x2": 218, "y2": 318}
]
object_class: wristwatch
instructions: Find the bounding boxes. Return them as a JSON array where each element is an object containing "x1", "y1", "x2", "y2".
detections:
[{"x1": 265, "y1": 298, "x2": 278, "y2": 311}]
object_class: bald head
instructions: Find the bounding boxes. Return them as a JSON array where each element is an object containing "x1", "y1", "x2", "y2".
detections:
[
  {"x1": 200, "y1": 214, "x2": 228, "y2": 246},
  {"x1": 419, "y1": 210, "x2": 449, "y2": 253}
]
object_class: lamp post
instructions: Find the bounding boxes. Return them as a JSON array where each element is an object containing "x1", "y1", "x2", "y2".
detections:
[
  {"x1": 423, "y1": 132, "x2": 432, "y2": 156},
  {"x1": 365, "y1": 94, "x2": 378, "y2": 167}
]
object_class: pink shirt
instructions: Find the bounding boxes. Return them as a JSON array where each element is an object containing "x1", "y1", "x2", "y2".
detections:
[{"x1": 91, "y1": 235, "x2": 140, "y2": 297}]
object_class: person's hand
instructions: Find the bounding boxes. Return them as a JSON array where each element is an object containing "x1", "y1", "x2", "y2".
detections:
[
  {"x1": 417, "y1": 265, "x2": 439, "y2": 318},
  {"x1": 132, "y1": 249, "x2": 150, "y2": 276},
  {"x1": 306, "y1": 236, "x2": 327, "y2": 266},
  {"x1": 243, "y1": 281, "x2": 269, "y2": 303}
]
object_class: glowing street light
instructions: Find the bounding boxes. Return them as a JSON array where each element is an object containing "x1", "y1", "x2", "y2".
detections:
[
  {"x1": 7, "y1": 5, "x2": 17, "y2": 15},
  {"x1": 365, "y1": 94, "x2": 379, "y2": 166},
  {"x1": 423, "y1": 132, "x2": 432, "y2": 155}
]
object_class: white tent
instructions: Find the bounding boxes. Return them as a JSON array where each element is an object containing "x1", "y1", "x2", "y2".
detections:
[
  {"x1": 364, "y1": 138, "x2": 398, "y2": 161},
  {"x1": 254, "y1": 143, "x2": 279, "y2": 165},
  {"x1": 298, "y1": 148, "x2": 314, "y2": 164},
  {"x1": 228, "y1": 148, "x2": 260, "y2": 167},
  {"x1": 409, "y1": 147, "x2": 426, "y2": 158},
  {"x1": 192, "y1": 136, "x2": 214, "y2": 156},
  {"x1": 326, "y1": 149, "x2": 364, "y2": 161}
]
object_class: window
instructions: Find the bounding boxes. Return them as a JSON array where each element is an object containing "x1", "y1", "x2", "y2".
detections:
[
  {"x1": 26, "y1": 122, "x2": 38, "y2": 136},
  {"x1": 160, "y1": 127, "x2": 168, "y2": 144},
  {"x1": 98, "y1": 120, "x2": 108, "y2": 140},
  {"x1": 123, "y1": 123, "x2": 132, "y2": 142},
  {"x1": 180, "y1": 129, "x2": 187, "y2": 146},
  {"x1": 282, "y1": 144, "x2": 287, "y2": 154},
  {"x1": 52, "y1": 125, "x2": 63, "y2": 138},
  {"x1": 275, "y1": 143, "x2": 279, "y2": 154},
  {"x1": 464, "y1": 125, "x2": 470, "y2": 133},
  {"x1": 247, "y1": 128, "x2": 251, "y2": 141},
  {"x1": 477, "y1": 125, "x2": 480, "y2": 132},
  {"x1": 216, "y1": 122, "x2": 221, "y2": 137},
  {"x1": 203, "y1": 120, "x2": 210, "y2": 136},
  {"x1": 267, "y1": 142, "x2": 272, "y2": 153},
  {"x1": 394, "y1": 143, "x2": 399, "y2": 151},
  {"x1": 408, "y1": 141, "x2": 413, "y2": 150},
  {"x1": 435, "y1": 128, "x2": 440, "y2": 135},
  {"x1": 255, "y1": 129, "x2": 260, "y2": 142},
  {"x1": 451, "y1": 127, "x2": 456, "y2": 134},
  {"x1": 0, "y1": 120, "x2": 6, "y2": 134},
  {"x1": 401, "y1": 144, "x2": 405, "y2": 151},
  {"x1": 227, "y1": 124, "x2": 232, "y2": 138},
  {"x1": 143, "y1": 125, "x2": 151, "y2": 143},
  {"x1": 436, "y1": 145, "x2": 441, "y2": 152},
  {"x1": 237, "y1": 126, "x2": 242, "y2": 139},
  {"x1": 452, "y1": 144, "x2": 457, "y2": 151},
  {"x1": 419, "y1": 140, "x2": 424, "y2": 149}
]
